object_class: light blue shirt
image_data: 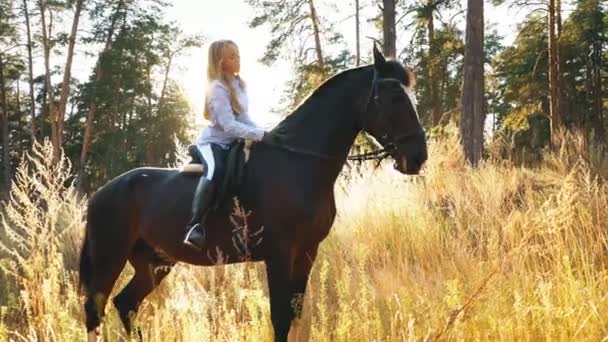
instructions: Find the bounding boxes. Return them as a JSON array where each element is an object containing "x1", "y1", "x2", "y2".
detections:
[{"x1": 196, "y1": 78, "x2": 265, "y2": 148}]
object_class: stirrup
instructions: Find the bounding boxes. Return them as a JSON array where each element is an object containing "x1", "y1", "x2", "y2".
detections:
[{"x1": 183, "y1": 223, "x2": 206, "y2": 250}]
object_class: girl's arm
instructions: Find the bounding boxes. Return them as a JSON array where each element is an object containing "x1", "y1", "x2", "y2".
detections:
[
  {"x1": 240, "y1": 114, "x2": 258, "y2": 128},
  {"x1": 208, "y1": 82, "x2": 265, "y2": 141}
]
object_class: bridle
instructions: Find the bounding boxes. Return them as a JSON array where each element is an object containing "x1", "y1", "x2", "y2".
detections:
[{"x1": 348, "y1": 70, "x2": 421, "y2": 162}]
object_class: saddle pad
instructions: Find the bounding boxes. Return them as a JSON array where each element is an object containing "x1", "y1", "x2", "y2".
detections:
[
  {"x1": 179, "y1": 163, "x2": 205, "y2": 174},
  {"x1": 179, "y1": 145, "x2": 208, "y2": 175}
]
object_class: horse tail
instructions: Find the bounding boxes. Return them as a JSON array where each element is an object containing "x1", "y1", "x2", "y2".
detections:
[{"x1": 79, "y1": 231, "x2": 92, "y2": 294}]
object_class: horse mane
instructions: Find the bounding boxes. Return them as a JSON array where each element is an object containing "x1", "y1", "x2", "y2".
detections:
[
  {"x1": 276, "y1": 59, "x2": 411, "y2": 125},
  {"x1": 293, "y1": 65, "x2": 373, "y2": 110},
  {"x1": 271, "y1": 65, "x2": 373, "y2": 132}
]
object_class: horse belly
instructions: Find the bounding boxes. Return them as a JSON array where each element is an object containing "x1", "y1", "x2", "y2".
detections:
[{"x1": 138, "y1": 187, "x2": 266, "y2": 266}]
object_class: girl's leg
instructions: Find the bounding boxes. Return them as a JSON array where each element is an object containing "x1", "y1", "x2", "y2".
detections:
[{"x1": 183, "y1": 144, "x2": 219, "y2": 250}]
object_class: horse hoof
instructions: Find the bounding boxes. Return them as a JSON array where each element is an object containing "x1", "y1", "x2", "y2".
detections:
[
  {"x1": 87, "y1": 328, "x2": 99, "y2": 342},
  {"x1": 288, "y1": 319, "x2": 301, "y2": 342}
]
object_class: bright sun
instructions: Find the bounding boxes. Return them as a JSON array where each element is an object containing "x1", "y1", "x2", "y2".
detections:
[{"x1": 166, "y1": 0, "x2": 291, "y2": 132}]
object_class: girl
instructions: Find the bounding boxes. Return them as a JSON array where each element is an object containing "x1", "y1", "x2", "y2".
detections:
[{"x1": 184, "y1": 39, "x2": 267, "y2": 251}]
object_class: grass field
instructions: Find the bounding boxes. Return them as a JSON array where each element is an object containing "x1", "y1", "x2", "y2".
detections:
[{"x1": 1, "y1": 128, "x2": 607, "y2": 341}]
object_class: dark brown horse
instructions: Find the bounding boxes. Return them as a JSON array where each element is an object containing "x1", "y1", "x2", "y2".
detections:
[{"x1": 79, "y1": 46, "x2": 427, "y2": 342}]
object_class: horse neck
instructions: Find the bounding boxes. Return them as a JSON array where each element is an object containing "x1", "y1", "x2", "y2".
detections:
[{"x1": 272, "y1": 67, "x2": 372, "y2": 185}]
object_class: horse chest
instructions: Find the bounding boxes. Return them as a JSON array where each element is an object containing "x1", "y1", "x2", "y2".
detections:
[{"x1": 272, "y1": 192, "x2": 337, "y2": 244}]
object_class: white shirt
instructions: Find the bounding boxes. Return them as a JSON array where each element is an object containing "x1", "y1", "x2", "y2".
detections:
[{"x1": 196, "y1": 78, "x2": 265, "y2": 148}]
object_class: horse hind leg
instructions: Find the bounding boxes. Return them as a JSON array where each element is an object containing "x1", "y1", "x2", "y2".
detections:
[
  {"x1": 113, "y1": 240, "x2": 173, "y2": 338},
  {"x1": 82, "y1": 241, "x2": 129, "y2": 342},
  {"x1": 113, "y1": 260, "x2": 173, "y2": 338}
]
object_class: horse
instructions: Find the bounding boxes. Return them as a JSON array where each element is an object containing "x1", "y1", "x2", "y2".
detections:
[{"x1": 79, "y1": 45, "x2": 427, "y2": 342}]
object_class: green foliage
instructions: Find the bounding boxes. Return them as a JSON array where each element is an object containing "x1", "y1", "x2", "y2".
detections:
[
  {"x1": 77, "y1": 18, "x2": 191, "y2": 187},
  {"x1": 0, "y1": 0, "x2": 18, "y2": 46},
  {"x1": 491, "y1": 0, "x2": 607, "y2": 152},
  {"x1": 492, "y1": 15, "x2": 548, "y2": 132},
  {"x1": 559, "y1": 0, "x2": 606, "y2": 131},
  {"x1": 0, "y1": 0, "x2": 199, "y2": 194},
  {"x1": 396, "y1": 0, "x2": 465, "y2": 126},
  {"x1": 74, "y1": 14, "x2": 196, "y2": 190}
]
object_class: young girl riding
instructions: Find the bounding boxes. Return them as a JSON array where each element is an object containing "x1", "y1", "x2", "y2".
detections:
[{"x1": 184, "y1": 39, "x2": 268, "y2": 251}]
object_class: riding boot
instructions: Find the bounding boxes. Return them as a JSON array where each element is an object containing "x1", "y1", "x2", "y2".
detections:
[{"x1": 183, "y1": 176, "x2": 218, "y2": 251}]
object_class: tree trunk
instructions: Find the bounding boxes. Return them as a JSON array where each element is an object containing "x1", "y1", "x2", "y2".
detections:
[
  {"x1": 307, "y1": 0, "x2": 324, "y2": 68},
  {"x1": 382, "y1": 0, "x2": 396, "y2": 58},
  {"x1": 592, "y1": 13, "x2": 604, "y2": 143},
  {"x1": 39, "y1": 0, "x2": 54, "y2": 143},
  {"x1": 23, "y1": 0, "x2": 37, "y2": 141},
  {"x1": 157, "y1": 54, "x2": 173, "y2": 114},
  {"x1": 0, "y1": 54, "x2": 11, "y2": 197},
  {"x1": 145, "y1": 64, "x2": 153, "y2": 164},
  {"x1": 460, "y1": 0, "x2": 484, "y2": 166},
  {"x1": 78, "y1": 0, "x2": 125, "y2": 189},
  {"x1": 17, "y1": 80, "x2": 22, "y2": 146},
  {"x1": 585, "y1": 58, "x2": 593, "y2": 130},
  {"x1": 548, "y1": 0, "x2": 561, "y2": 145},
  {"x1": 147, "y1": 64, "x2": 153, "y2": 120},
  {"x1": 556, "y1": 0, "x2": 562, "y2": 36},
  {"x1": 427, "y1": 1, "x2": 441, "y2": 126},
  {"x1": 54, "y1": 0, "x2": 84, "y2": 160},
  {"x1": 556, "y1": 0, "x2": 568, "y2": 134},
  {"x1": 355, "y1": 0, "x2": 360, "y2": 66}
]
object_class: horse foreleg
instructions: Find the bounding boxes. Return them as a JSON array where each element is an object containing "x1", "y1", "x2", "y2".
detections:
[
  {"x1": 266, "y1": 246, "x2": 318, "y2": 342},
  {"x1": 287, "y1": 247, "x2": 318, "y2": 342}
]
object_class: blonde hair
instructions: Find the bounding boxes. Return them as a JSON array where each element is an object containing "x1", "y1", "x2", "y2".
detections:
[{"x1": 204, "y1": 40, "x2": 245, "y2": 120}]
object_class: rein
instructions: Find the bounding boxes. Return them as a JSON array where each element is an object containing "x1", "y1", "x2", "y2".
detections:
[
  {"x1": 263, "y1": 140, "x2": 393, "y2": 162},
  {"x1": 347, "y1": 145, "x2": 393, "y2": 162},
  {"x1": 265, "y1": 141, "x2": 394, "y2": 162}
]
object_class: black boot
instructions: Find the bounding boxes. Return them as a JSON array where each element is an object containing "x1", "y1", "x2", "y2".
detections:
[{"x1": 183, "y1": 177, "x2": 217, "y2": 251}]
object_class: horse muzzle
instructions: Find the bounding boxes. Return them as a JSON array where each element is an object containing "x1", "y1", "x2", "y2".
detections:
[{"x1": 394, "y1": 156, "x2": 423, "y2": 175}]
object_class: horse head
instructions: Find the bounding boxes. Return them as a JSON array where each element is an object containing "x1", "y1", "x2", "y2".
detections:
[{"x1": 359, "y1": 45, "x2": 428, "y2": 175}]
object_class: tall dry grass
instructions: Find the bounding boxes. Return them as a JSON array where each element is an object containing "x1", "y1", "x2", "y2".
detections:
[
  {"x1": 0, "y1": 141, "x2": 85, "y2": 341},
  {"x1": 1, "y1": 129, "x2": 607, "y2": 341}
]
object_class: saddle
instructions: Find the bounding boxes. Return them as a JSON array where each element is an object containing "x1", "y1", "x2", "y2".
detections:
[{"x1": 179, "y1": 141, "x2": 250, "y2": 209}]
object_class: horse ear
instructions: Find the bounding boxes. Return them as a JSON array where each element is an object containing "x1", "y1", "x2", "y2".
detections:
[{"x1": 373, "y1": 43, "x2": 386, "y2": 68}]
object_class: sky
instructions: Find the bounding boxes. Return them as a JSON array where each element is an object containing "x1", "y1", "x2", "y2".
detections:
[{"x1": 51, "y1": 0, "x2": 533, "y2": 131}]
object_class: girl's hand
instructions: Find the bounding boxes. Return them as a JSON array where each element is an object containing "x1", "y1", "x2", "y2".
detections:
[{"x1": 262, "y1": 131, "x2": 276, "y2": 145}]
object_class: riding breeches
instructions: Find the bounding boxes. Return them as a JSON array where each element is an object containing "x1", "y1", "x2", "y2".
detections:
[{"x1": 196, "y1": 143, "x2": 229, "y2": 183}]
